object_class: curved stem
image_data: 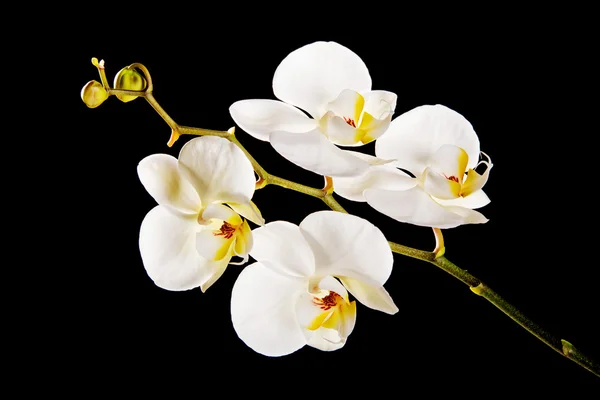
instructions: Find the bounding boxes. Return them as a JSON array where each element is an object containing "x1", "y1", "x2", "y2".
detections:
[
  {"x1": 89, "y1": 61, "x2": 599, "y2": 378},
  {"x1": 432, "y1": 227, "x2": 445, "y2": 258}
]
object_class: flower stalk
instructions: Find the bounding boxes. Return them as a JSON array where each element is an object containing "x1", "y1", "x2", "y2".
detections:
[{"x1": 83, "y1": 59, "x2": 599, "y2": 378}]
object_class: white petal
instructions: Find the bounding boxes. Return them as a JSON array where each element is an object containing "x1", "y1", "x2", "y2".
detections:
[
  {"x1": 299, "y1": 211, "x2": 393, "y2": 286},
  {"x1": 317, "y1": 276, "x2": 348, "y2": 298},
  {"x1": 430, "y1": 144, "x2": 469, "y2": 179},
  {"x1": 231, "y1": 262, "x2": 307, "y2": 357},
  {"x1": 434, "y1": 189, "x2": 490, "y2": 209},
  {"x1": 197, "y1": 257, "x2": 231, "y2": 292},
  {"x1": 362, "y1": 90, "x2": 397, "y2": 121},
  {"x1": 229, "y1": 99, "x2": 317, "y2": 141},
  {"x1": 322, "y1": 113, "x2": 362, "y2": 146},
  {"x1": 335, "y1": 150, "x2": 396, "y2": 166},
  {"x1": 195, "y1": 226, "x2": 234, "y2": 262},
  {"x1": 365, "y1": 186, "x2": 486, "y2": 229},
  {"x1": 333, "y1": 160, "x2": 416, "y2": 202},
  {"x1": 375, "y1": 104, "x2": 480, "y2": 175},
  {"x1": 273, "y1": 41, "x2": 371, "y2": 119},
  {"x1": 137, "y1": 154, "x2": 201, "y2": 215},
  {"x1": 443, "y1": 206, "x2": 488, "y2": 225},
  {"x1": 139, "y1": 206, "x2": 208, "y2": 291},
  {"x1": 339, "y1": 276, "x2": 398, "y2": 314},
  {"x1": 326, "y1": 89, "x2": 364, "y2": 123},
  {"x1": 178, "y1": 136, "x2": 256, "y2": 205},
  {"x1": 423, "y1": 167, "x2": 461, "y2": 200},
  {"x1": 306, "y1": 328, "x2": 346, "y2": 352},
  {"x1": 226, "y1": 201, "x2": 265, "y2": 226},
  {"x1": 270, "y1": 130, "x2": 371, "y2": 177},
  {"x1": 250, "y1": 221, "x2": 315, "y2": 279},
  {"x1": 233, "y1": 219, "x2": 253, "y2": 260},
  {"x1": 201, "y1": 203, "x2": 239, "y2": 222}
]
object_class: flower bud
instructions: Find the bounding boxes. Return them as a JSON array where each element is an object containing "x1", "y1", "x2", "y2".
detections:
[
  {"x1": 81, "y1": 80, "x2": 108, "y2": 108},
  {"x1": 113, "y1": 65, "x2": 147, "y2": 102}
]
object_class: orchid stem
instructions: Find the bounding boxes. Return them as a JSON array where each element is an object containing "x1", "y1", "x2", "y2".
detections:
[{"x1": 86, "y1": 59, "x2": 599, "y2": 378}]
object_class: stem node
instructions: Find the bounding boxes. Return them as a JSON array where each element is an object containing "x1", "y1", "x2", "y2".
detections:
[{"x1": 470, "y1": 283, "x2": 485, "y2": 296}]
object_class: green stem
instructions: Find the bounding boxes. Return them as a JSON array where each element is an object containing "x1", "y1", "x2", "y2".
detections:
[
  {"x1": 88, "y1": 60, "x2": 599, "y2": 378},
  {"x1": 267, "y1": 174, "x2": 325, "y2": 198}
]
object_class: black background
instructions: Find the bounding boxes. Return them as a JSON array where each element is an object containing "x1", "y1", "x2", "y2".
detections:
[{"x1": 67, "y1": 13, "x2": 599, "y2": 394}]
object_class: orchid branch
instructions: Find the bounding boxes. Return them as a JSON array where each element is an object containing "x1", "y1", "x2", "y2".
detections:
[{"x1": 83, "y1": 59, "x2": 599, "y2": 378}]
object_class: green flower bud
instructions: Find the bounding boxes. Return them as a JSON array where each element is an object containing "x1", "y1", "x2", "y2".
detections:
[
  {"x1": 113, "y1": 65, "x2": 147, "y2": 102},
  {"x1": 81, "y1": 80, "x2": 108, "y2": 108}
]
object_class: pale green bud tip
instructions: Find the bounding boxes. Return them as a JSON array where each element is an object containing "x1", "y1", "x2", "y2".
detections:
[
  {"x1": 113, "y1": 65, "x2": 147, "y2": 103},
  {"x1": 81, "y1": 80, "x2": 108, "y2": 108},
  {"x1": 91, "y1": 58, "x2": 105, "y2": 69}
]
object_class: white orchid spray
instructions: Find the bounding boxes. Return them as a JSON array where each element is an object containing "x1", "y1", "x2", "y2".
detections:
[{"x1": 80, "y1": 46, "x2": 599, "y2": 377}]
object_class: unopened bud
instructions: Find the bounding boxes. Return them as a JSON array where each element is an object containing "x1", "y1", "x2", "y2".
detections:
[
  {"x1": 81, "y1": 80, "x2": 108, "y2": 108},
  {"x1": 113, "y1": 65, "x2": 147, "y2": 102}
]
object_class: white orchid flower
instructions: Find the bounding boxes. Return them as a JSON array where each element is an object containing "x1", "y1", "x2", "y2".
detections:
[
  {"x1": 231, "y1": 211, "x2": 398, "y2": 357},
  {"x1": 229, "y1": 41, "x2": 397, "y2": 177},
  {"x1": 333, "y1": 104, "x2": 493, "y2": 229},
  {"x1": 137, "y1": 136, "x2": 264, "y2": 292}
]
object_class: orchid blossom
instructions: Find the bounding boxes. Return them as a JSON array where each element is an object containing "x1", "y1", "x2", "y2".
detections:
[
  {"x1": 229, "y1": 41, "x2": 397, "y2": 177},
  {"x1": 137, "y1": 136, "x2": 264, "y2": 292},
  {"x1": 231, "y1": 211, "x2": 398, "y2": 356},
  {"x1": 333, "y1": 104, "x2": 493, "y2": 229}
]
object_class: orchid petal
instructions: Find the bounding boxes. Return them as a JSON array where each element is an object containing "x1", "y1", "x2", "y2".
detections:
[
  {"x1": 201, "y1": 203, "x2": 240, "y2": 223},
  {"x1": 430, "y1": 144, "x2": 469, "y2": 180},
  {"x1": 434, "y1": 189, "x2": 491, "y2": 209},
  {"x1": 250, "y1": 221, "x2": 315, "y2": 279},
  {"x1": 229, "y1": 99, "x2": 317, "y2": 141},
  {"x1": 326, "y1": 89, "x2": 364, "y2": 124},
  {"x1": 375, "y1": 104, "x2": 480, "y2": 175},
  {"x1": 365, "y1": 186, "x2": 487, "y2": 229},
  {"x1": 231, "y1": 262, "x2": 306, "y2": 357},
  {"x1": 234, "y1": 220, "x2": 253, "y2": 260},
  {"x1": 316, "y1": 276, "x2": 349, "y2": 299},
  {"x1": 356, "y1": 90, "x2": 397, "y2": 144},
  {"x1": 322, "y1": 113, "x2": 362, "y2": 146},
  {"x1": 299, "y1": 211, "x2": 393, "y2": 286},
  {"x1": 270, "y1": 130, "x2": 371, "y2": 177},
  {"x1": 443, "y1": 205, "x2": 489, "y2": 225},
  {"x1": 423, "y1": 167, "x2": 461, "y2": 200},
  {"x1": 195, "y1": 225, "x2": 235, "y2": 262},
  {"x1": 362, "y1": 90, "x2": 397, "y2": 122},
  {"x1": 333, "y1": 154, "x2": 416, "y2": 202},
  {"x1": 339, "y1": 276, "x2": 398, "y2": 314},
  {"x1": 137, "y1": 154, "x2": 201, "y2": 215},
  {"x1": 226, "y1": 200, "x2": 265, "y2": 226},
  {"x1": 178, "y1": 136, "x2": 255, "y2": 205},
  {"x1": 139, "y1": 206, "x2": 208, "y2": 291},
  {"x1": 273, "y1": 41, "x2": 371, "y2": 119}
]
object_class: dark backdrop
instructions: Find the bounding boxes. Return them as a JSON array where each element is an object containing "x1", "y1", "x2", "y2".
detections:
[{"x1": 69, "y1": 18, "x2": 599, "y2": 393}]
